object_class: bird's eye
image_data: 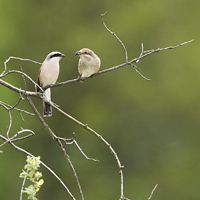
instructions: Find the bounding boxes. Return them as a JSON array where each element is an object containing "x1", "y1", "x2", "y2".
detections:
[{"x1": 84, "y1": 51, "x2": 88, "y2": 54}]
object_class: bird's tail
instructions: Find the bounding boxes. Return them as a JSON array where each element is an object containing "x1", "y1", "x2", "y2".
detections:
[{"x1": 43, "y1": 88, "x2": 52, "y2": 117}]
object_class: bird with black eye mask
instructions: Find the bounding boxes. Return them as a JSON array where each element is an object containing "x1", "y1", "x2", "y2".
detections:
[{"x1": 36, "y1": 51, "x2": 65, "y2": 117}]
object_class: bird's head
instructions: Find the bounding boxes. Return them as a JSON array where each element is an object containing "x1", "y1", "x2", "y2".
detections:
[
  {"x1": 75, "y1": 48, "x2": 95, "y2": 61},
  {"x1": 45, "y1": 51, "x2": 65, "y2": 62}
]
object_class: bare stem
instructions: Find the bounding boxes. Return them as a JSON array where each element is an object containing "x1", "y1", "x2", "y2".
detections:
[
  {"x1": 101, "y1": 12, "x2": 128, "y2": 63},
  {"x1": 147, "y1": 184, "x2": 158, "y2": 200},
  {"x1": 50, "y1": 102, "x2": 125, "y2": 199},
  {"x1": 25, "y1": 95, "x2": 84, "y2": 200}
]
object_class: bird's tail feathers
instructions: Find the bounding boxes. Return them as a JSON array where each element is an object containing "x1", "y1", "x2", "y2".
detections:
[
  {"x1": 43, "y1": 102, "x2": 52, "y2": 117},
  {"x1": 43, "y1": 88, "x2": 52, "y2": 117}
]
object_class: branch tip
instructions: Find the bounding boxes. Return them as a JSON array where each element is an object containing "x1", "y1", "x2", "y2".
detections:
[{"x1": 101, "y1": 11, "x2": 107, "y2": 17}]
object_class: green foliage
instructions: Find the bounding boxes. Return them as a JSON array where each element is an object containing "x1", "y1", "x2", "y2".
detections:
[{"x1": 19, "y1": 156, "x2": 44, "y2": 200}]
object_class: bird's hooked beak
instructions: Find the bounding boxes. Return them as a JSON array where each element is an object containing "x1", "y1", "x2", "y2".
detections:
[
  {"x1": 75, "y1": 51, "x2": 82, "y2": 56},
  {"x1": 61, "y1": 54, "x2": 66, "y2": 57}
]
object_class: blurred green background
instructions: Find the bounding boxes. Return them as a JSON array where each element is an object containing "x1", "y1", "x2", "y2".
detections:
[{"x1": 0, "y1": 0, "x2": 199, "y2": 199}]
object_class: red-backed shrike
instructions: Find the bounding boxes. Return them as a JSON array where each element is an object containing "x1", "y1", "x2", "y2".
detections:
[
  {"x1": 75, "y1": 48, "x2": 101, "y2": 81},
  {"x1": 36, "y1": 51, "x2": 65, "y2": 117}
]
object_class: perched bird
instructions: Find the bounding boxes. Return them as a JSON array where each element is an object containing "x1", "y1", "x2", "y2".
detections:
[
  {"x1": 36, "y1": 51, "x2": 65, "y2": 117},
  {"x1": 75, "y1": 48, "x2": 101, "y2": 81}
]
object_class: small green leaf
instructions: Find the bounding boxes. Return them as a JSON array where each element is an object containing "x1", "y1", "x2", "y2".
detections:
[{"x1": 38, "y1": 179, "x2": 44, "y2": 186}]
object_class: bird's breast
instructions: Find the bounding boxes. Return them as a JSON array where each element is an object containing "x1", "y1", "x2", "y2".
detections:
[{"x1": 39, "y1": 62, "x2": 60, "y2": 87}]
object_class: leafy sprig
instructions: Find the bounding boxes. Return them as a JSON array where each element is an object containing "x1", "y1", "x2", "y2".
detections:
[{"x1": 20, "y1": 156, "x2": 44, "y2": 200}]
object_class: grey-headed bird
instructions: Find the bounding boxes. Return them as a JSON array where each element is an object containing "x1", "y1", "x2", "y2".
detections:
[
  {"x1": 36, "y1": 51, "x2": 65, "y2": 117},
  {"x1": 75, "y1": 48, "x2": 101, "y2": 81}
]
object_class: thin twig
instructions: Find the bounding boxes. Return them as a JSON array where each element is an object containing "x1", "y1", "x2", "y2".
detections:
[
  {"x1": 101, "y1": 12, "x2": 128, "y2": 63},
  {"x1": 130, "y1": 39, "x2": 194, "y2": 64},
  {"x1": 1, "y1": 70, "x2": 43, "y2": 92},
  {"x1": 67, "y1": 156, "x2": 84, "y2": 200},
  {"x1": 0, "y1": 101, "x2": 34, "y2": 115},
  {"x1": 53, "y1": 133, "x2": 99, "y2": 162},
  {"x1": 56, "y1": 132, "x2": 76, "y2": 144},
  {"x1": 73, "y1": 139, "x2": 99, "y2": 162},
  {"x1": 0, "y1": 128, "x2": 35, "y2": 148},
  {"x1": 136, "y1": 43, "x2": 144, "y2": 63},
  {"x1": 1, "y1": 56, "x2": 41, "y2": 77},
  {"x1": 7, "y1": 94, "x2": 23, "y2": 111},
  {"x1": 130, "y1": 63, "x2": 151, "y2": 81},
  {"x1": 147, "y1": 184, "x2": 158, "y2": 200},
  {"x1": 20, "y1": 168, "x2": 28, "y2": 200},
  {"x1": 19, "y1": 62, "x2": 27, "y2": 91},
  {"x1": 6, "y1": 111, "x2": 12, "y2": 139},
  {"x1": 25, "y1": 96, "x2": 59, "y2": 139}
]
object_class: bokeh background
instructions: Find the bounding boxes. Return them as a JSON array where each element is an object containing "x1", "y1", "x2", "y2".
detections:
[{"x1": 0, "y1": 0, "x2": 199, "y2": 199}]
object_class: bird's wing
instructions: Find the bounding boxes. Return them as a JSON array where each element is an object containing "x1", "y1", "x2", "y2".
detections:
[{"x1": 36, "y1": 62, "x2": 44, "y2": 92}]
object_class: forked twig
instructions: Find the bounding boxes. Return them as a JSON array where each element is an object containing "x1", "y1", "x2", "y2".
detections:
[
  {"x1": 132, "y1": 40, "x2": 194, "y2": 64},
  {"x1": 0, "y1": 128, "x2": 35, "y2": 148},
  {"x1": 57, "y1": 132, "x2": 99, "y2": 162},
  {"x1": 2, "y1": 56, "x2": 41, "y2": 77}
]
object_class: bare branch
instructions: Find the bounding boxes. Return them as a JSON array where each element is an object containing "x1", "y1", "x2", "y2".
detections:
[
  {"x1": 0, "y1": 78, "x2": 38, "y2": 97},
  {"x1": 11, "y1": 128, "x2": 35, "y2": 142},
  {"x1": 73, "y1": 138, "x2": 99, "y2": 162},
  {"x1": 2, "y1": 56, "x2": 41, "y2": 77},
  {"x1": 1, "y1": 39, "x2": 193, "y2": 93},
  {"x1": 25, "y1": 96, "x2": 84, "y2": 200},
  {"x1": 0, "y1": 101, "x2": 34, "y2": 116},
  {"x1": 0, "y1": 134, "x2": 76, "y2": 200},
  {"x1": 0, "y1": 128, "x2": 35, "y2": 148},
  {"x1": 7, "y1": 94, "x2": 23, "y2": 111},
  {"x1": 43, "y1": 77, "x2": 79, "y2": 90},
  {"x1": 136, "y1": 43, "x2": 144, "y2": 63},
  {"x1": 130, "y1": 63, "x2": 151, "y2": 81},
  {"x1": 1, "y1": 56, "x2": 43, "y2": 97},
  {"x1": 49, "y1": 102, "x2": 126, "y2": 199},
  {"x1": 131, "y1": 39, "x2": 194, "y2": 64},
  {"x1": 50, "y1": 132, "x2": 99, "y2": 162},
  {"x1": 1, "y1": 70, "x2": 43, "y2": 91},
  {"x1": 55, "y1": 132, "x2": 76, "y2": 144},
  {"x1": 147, "y1": 184, "x2": 158, "y2": 200},
  {"x1": 20, "y1": 168, "x2": 28, "y2": 200},
  {"x1": 67, "y1": 154, "x2": 84, "y2": 200},
  {"x1": 43, "y1": 39, "x2": 194, "y2": 90},
  {"x1": 6, "y1": 110, "x2": 12, "y2": 139},
  {"x1": 19, "y1": 62, "x2": 27, "y2": 91},
  {"x1": 101, "y1": 12, "x2": 128, "y2": 63}
]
